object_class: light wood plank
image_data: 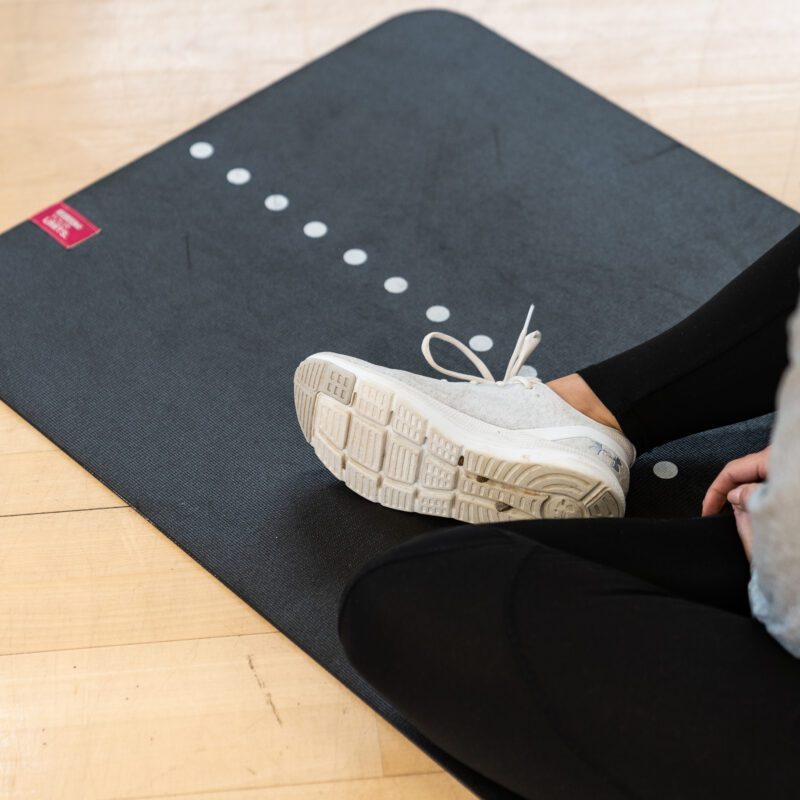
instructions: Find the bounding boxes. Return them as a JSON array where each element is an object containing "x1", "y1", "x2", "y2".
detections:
[
  {"x1": 376, "y1": 717, "x2": 442, "y2": 778},
  {"x1": 0, "y1": 448, "x2": 124, "y2": 517},
  {"x1": 0, "y1": 507, "x2": 271, "y2": 656},
  {"x1": 0, "y1": 401, "x2": 57, "y2": 456},
  {"x1": 125, "y1": 773, "x2": 473, "y2": 799},
  {"x1": 0, "y1": 634, "x2": 384, "y2": 799}
]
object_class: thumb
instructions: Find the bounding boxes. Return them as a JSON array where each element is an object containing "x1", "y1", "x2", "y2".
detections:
[
  {"x1": 728, "y1": 483, "x2": 760, "y2": 509},
  {"x1": 727, "y1": 485, "x2": 743, "y2": 506}
]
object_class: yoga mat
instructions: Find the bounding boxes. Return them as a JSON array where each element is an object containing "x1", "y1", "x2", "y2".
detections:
[{"x1": 1, "y1": 10, "x2": 797, "y2": 797}]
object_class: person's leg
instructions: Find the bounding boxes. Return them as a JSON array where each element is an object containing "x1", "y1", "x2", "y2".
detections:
[
  {"x1": 494, "y1": 514, "x2": 752, "y2": 614},
  {"x1": 549, "y1": 223, "x2": 800, "y2": 452},
  {"x1": 339, "y1": 518, "x2": 800, "y2": 800}
]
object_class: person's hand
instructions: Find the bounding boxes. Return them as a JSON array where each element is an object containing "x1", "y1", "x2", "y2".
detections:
[
  {"x1": 701, "y1": 448, "x2": 770, "y2": 516},
  {"x1": 725, "y1": 483, "x2": 760, "y2": 560},
  {"x1": 702, "y1": 447, "x2": 769, "y2": 560}
]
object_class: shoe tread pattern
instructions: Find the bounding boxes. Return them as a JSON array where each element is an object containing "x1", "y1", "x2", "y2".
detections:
[{"x1": 294, "y1": 357, "x2": 623, "y2": 523}]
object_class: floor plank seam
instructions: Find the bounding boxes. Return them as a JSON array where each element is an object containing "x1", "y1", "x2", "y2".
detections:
[
  {"x1": 0, "y1": 504, "x2": 129, "y2": 519},
  {"x1": 0, "y1": 630, "x2": 276, "y2": 660},
  {"x1": 108, "y1": 768, "x2": 444, "y2": 800}
]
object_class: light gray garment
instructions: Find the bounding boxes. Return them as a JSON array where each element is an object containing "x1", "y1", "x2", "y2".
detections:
[{"x1": 748, "y1": 278, "x2": 800, "y2": 658}]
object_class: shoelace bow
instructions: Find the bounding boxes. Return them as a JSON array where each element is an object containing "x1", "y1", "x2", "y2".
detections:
[{"x1": 421, "y1": 304, "x2": 542, "y2": 387}]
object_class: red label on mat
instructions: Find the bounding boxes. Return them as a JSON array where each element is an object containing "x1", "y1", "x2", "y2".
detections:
[{"x1": 30, "y1": 202, "x2": 101, "y2": 249}]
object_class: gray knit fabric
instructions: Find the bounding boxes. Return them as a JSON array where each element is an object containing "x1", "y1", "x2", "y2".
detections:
[{"x1": 748, "y1": 281, "x2": 800, "y2": 658}]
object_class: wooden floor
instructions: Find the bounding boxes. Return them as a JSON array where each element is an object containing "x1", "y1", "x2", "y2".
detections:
[{"x1": 1, "y1": 1, "x2": 799, "y2": 797}]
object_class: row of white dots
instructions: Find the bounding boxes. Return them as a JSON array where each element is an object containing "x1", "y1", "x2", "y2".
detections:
[
  {"x1": 190, "y1": 142, "x2": 680, "y2": 478},
  {"x1": 189, "y1": 140, "x2": 494, "y2": 352}
]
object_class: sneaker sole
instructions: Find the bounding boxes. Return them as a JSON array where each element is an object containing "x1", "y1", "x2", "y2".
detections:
[{"x1": 294, "y1": 355, "x2": 624, "y2": 523}]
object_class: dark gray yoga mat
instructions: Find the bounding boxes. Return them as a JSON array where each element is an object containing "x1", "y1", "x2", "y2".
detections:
[{"x1": 0, "y1": 10, "x2": 798, "y2": 798}]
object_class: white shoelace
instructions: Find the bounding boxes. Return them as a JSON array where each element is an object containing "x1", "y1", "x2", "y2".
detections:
[{"x1": 421, "y1": 304, "x2": 542, "y2": 387}]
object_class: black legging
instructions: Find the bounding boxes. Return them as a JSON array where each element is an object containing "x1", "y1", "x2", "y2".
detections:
[
  {"x1": 580, "y1": 223, "x2": 800, "y2": 453},
  {"x1": 339, "y1": 224, "x2": 800, "y2": 799}
]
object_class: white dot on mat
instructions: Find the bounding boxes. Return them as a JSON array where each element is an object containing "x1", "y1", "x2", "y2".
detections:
[
  {"x1": 469, "y1": 335, "x2": 493, "y2": 352},
  {"x1": 265, "y1": 194, "x2": 289, "y2": 211},
  {"x1": 426, "y1": 305, "x2": 450, "y2": 322},
  {"x1": 304, "y1": 221, "x2": 328, "y2": 238},
  {"x1": 384, "y1": 276, "x2": 408, "y2": 294},
  {"x1": 343, "y1": 248, "x2": 368, "y2": 265},
  {"x1": 226, "y1": 168, "x2": 251, "y2": 185},
  {"x1": 653, "y1": 461, "x2": 679, "y2": 479},
  {"x1": 189, "y1": 141, "x2": 214, "y2": 159}
]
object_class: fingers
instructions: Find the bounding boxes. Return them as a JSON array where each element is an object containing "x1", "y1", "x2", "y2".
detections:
[
  {"x1": 732, "y1": 506, "x2": 754, "y2": 561},
  {"x1": 701, "y1": 482, "x2": 729, "y2": 517},
  {"x1": 728, "y1": 482, "x2": 760, "y2": 509},
  {"x1": 729, "y1": 483, "x2": 759, "y2": 562},
  {"x1": 701, "y1": 450, "x2": 769, "y2": 517},
  {"x1": 728, "y1": 481, "x2": 760, "y2": 562},
  {"x1": 702, "y1": 461, "x2": 744, "y2": 516},
  {"x1": 727, "y1": 485, "x2": 745, "y2": 506}
]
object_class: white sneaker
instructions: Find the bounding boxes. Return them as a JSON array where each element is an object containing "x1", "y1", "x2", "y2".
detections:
[{"x1": 294, "y1": 306, "x2": 635, "y2": 523}]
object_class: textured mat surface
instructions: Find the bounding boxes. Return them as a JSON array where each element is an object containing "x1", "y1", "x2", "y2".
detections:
[{"x1": 1, "y1": 10, "x2": 798, "y2": 798}]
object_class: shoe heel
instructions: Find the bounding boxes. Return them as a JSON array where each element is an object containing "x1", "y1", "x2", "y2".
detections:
[{"x1": 455, "y1": 450, "x2": 623, "y2": 521}]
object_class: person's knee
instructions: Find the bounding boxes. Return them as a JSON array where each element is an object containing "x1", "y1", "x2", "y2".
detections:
[
  {"x1": 337, "y1": 553, "x2": 402, "y2": 687},
  {"x1": 338, "y1": 527, "x2": 476, "y2": 687},
  {"x1": 338, "y1": 525, "x2": 528, "y2": 696}
]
